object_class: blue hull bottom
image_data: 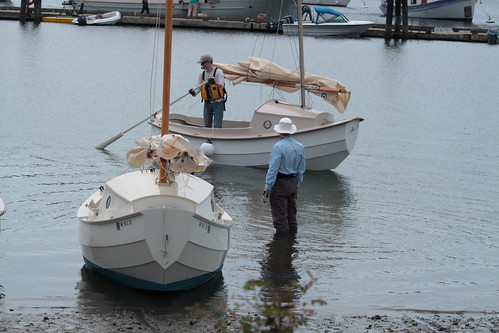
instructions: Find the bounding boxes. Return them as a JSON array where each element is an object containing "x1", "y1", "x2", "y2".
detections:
[{"x1": 83, "y1": 257, "x2": 222, "y2": 291}]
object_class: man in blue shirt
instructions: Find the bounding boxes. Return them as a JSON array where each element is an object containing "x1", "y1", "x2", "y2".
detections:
[{"x1": 264, "y1": 118, "x2": 306, "y2": 236}]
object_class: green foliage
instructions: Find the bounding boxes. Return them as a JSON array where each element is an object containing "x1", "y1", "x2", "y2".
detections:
[{"x1": 188, "y1": 272, "x2": 326, "y2": 333}]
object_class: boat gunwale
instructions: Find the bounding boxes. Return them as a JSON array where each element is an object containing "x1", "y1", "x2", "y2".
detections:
[
  {"x1": 194, "y1": 212, "x2": 234, "y2": 229},
  {"x1": 79, "y1": 211, "x2": 143, "y2": 224},
  {"x1": 167, "y1": 116, "x2": 364, "y2": 140}
]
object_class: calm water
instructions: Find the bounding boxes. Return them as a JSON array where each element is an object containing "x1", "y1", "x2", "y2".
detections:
[
  {"x1": 0, "y1": 12, "x2": 498, "y2": 324},
  {"x1": 2, "y1": 0, "x2": 499, "y2": 29}
]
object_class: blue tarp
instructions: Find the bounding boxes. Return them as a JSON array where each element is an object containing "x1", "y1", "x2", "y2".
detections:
[{"x1": 314, "y1": 7, "x2": 343, "y2": 17}]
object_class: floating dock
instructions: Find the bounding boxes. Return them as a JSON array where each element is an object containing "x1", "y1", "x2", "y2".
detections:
[{"x1": 0, "y1": 7, "x2": 495, "y2": 44}]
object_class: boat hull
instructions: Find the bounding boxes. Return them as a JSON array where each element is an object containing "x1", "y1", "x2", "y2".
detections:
[
  {"x1": 302, "y1": 0, "x2": 350, "y2": 7},
  {"x1": 41, "y1": 16, "x2": 75, "y2": 23},
  {"x1": 282, "y1": 21, "x2": 374, "y2": 37},
  {"x1": 78, "y1": 170, "x2": 233, "y2": 291},
  {"x1": 0, "y1": 197, "x2": 5, "y2": 217},
  {"x1": 0, "y1": 196, "x2": 5, "y2": 234},
  {"x1": 150, "y1": 100, "x2": 363, "y2": 170},
  {"x1": 379, "y1": 0, "x2": 475, "y2": 21},
  {"x1": 81, "y1": 0, "x2": 295, "y2": 20},
  {"x1": 72, "y1": 11, "x2": 121, "y2": 25}
]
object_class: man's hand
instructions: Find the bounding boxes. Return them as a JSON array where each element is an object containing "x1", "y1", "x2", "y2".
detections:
[
  {"x1": 262, "y1": 189, "x2": 270, "y2": 203},
  {"x1": 188, "y1": 88, "x2": 196, "y2": 96},
  {"x1": 208, "y1": 78, "x2": 216, "y2": 84}
]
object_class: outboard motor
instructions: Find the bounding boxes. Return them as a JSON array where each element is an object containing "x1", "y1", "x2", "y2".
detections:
[
  {"x1": 76, "y1": 15, "x2": 87, "y2": 25},
  {"x1": 281, "y1": 15, "x2": 294, "y2": 24}
]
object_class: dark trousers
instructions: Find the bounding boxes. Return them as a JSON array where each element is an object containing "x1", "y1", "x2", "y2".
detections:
[
  {"x1": 141, "y1": 1, "x2": 150, "y2": 14},
  {"x1": 269, "y1": 177, "x2": 298, "y2": 235}
]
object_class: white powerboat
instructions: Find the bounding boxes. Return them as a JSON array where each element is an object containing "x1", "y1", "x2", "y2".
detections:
[
  {"x1": 379, "y1": 0, "x2": 476, "y2": 21},
  {"x1": 73, "y1": 11, "x2": 121, "y2": 25},
  {"x1": 281, "y1": 7, "x2": 374, "y2": 37},
  {"x1": 78, "y1": 1, "x2": 233, "y2": 291}
]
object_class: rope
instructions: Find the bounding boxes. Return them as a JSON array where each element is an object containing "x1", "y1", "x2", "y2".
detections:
[{"x1": 148, "y1": 2, "x2": 165, "y2": 130}]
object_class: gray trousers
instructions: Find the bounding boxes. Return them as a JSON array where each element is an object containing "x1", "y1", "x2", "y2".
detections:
[{"x1": 269, "y1": 177, "x2": 298, "y2": 235}]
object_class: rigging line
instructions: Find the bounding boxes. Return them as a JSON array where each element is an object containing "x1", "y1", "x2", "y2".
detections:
[
  {"x1": 148, "y1": 13, "x2": 158, "y2": 117},
  {"x1": 148, "y1": 2, "x2": 165, "y2": 122},
  {"x1": 147, "y1": 5, "x2": 165, "y2": 138},
  {"x1": 477, "y1": 0, "x2": 494, "y2": 22},
  {"x1": 267, "y1": 0, "x2": 286, "y2": 62}
]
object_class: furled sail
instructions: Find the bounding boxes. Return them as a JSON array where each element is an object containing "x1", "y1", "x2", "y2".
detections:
[
  {"x1": 126, "y1": 134, "x2": 212, "y2": 173},
  {"x1": 215, "y1": 57, "x2": 350, "y2": 113}
]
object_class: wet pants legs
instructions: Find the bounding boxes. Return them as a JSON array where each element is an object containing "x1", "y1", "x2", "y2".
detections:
[{"x1": 269, "y1": 177, "x2": 298, "y2": 235}]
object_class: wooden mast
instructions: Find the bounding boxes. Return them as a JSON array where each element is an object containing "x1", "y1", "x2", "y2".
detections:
[
  {"x1": 160, "y1": 0, "x2": 173, "y2": 183},
  {"x1": 297, "y1": 0, "x2": 306, "y2": 108}
]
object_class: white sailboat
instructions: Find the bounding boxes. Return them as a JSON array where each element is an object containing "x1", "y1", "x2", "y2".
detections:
[
  {"x1": 148, "y1": 1, "x2": 363, "y2": 171},
  {"x1": 77, "y1": 0, "x2": 233, "y2": 291}
]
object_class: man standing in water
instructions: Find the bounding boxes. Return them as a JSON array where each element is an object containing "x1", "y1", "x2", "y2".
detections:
[
  {"x1": 263, "y1": 118, "x2": 305, "y2": 236},
  {"x1": 189, "y1": 54, "x2": 226, "y2": 128}
]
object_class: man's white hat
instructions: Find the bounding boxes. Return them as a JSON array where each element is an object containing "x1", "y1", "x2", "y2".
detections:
[{"x1": 274, "y1": 117, "x2": 297, "y2": 134}]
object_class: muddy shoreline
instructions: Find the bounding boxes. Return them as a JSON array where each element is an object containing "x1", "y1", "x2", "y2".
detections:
[{"x1": 1, "y1": 308, "x2": 497, "y2": 332}]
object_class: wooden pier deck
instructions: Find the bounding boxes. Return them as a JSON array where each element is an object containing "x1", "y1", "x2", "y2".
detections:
[{"x1": 0, "y1": 6, "x2": 494, "y2": 44}]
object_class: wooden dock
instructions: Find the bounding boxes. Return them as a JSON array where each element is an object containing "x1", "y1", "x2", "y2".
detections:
[{"x1": 0, "y1": 6, "x2": 494, "y2": 44}]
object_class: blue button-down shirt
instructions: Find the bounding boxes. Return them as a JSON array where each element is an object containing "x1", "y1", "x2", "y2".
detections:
[{"x1": 265, "y1": 136, "x2": 306, "y2": 190}]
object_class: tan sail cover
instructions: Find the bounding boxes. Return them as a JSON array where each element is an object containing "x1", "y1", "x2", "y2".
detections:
[
  {"x1": 126, "y1": 134, "x2": 212, "y2": 173},
  {"x1": 214, "y1": 57, "x2": 350, "y2": 113}
]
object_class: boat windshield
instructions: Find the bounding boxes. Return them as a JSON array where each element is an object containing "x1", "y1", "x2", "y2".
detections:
[{"x1": 314, "y1": 7, "x2": 349, "y2": 24}]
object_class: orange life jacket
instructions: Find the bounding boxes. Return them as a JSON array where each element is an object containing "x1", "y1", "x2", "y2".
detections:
[{"x1": 201, "y1": 68, "x2": 225, "y2": 101}]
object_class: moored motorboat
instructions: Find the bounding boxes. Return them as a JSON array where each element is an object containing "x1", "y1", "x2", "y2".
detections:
[
  {"x1": 379, "y1": 0, "x2": 476, "y2": 21},
  {"x1": 281, "y1": 7, "x2": 374, "y2": 37},
  {"x1": 72, "y1": 11, "x2": 121, "y2": 25}
]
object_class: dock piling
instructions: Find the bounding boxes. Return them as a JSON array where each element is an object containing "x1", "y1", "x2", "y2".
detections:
[{"x1": 384, "y1": 0, "x2": 409, "y2": 40}]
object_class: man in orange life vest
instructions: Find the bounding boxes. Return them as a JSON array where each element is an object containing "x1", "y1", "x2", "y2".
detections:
[{"x1": 189, "y1": 54, "x2": 226, "y2": 128}]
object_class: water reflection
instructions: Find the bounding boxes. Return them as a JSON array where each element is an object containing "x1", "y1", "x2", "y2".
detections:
[
  {"x1": 77, "y1": 266, "x2": 227, "y2": 315},
  {"x1": 259, "y1": 234, "x2": 300, "y2": 303}
]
